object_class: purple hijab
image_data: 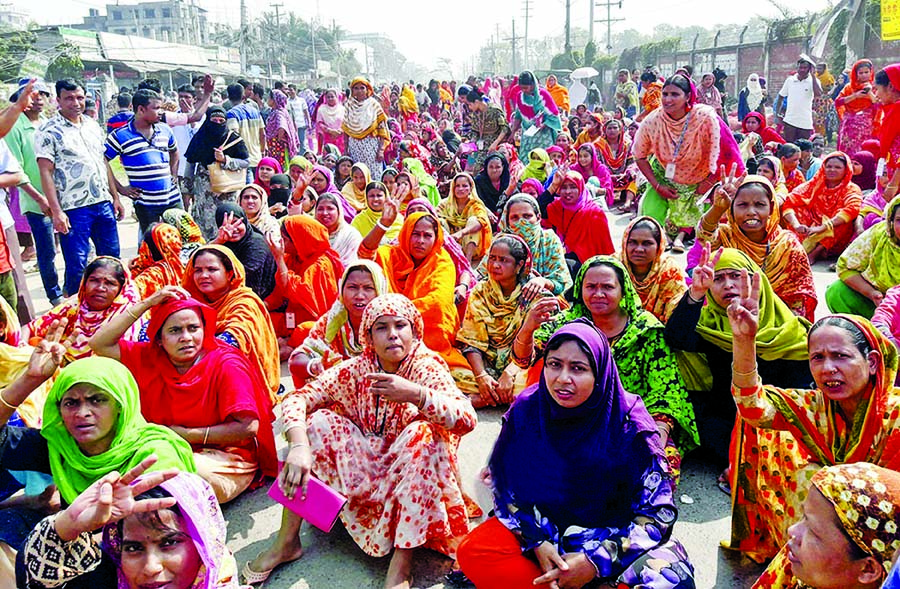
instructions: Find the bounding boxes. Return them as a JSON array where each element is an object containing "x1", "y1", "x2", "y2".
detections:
[
  {"x1": 572, "y1": 143, "x2": 615, "y2": 205},
  {"x1": 852, "y1": 150, "x2": 878, "y2": 191},
  {"x1": 312, "y1": 164, "x2": 355, "y2": 222},
  {"x1": 488, "y1": 320, "x2": 660, "y2": 529}
]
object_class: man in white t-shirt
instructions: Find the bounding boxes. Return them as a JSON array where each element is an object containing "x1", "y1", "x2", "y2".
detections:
[{"x1": 774, "y1": 55, "x2": 822, "y2": 143}]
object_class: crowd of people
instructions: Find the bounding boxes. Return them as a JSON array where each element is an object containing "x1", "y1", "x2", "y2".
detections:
[{"x1": 0, "y1": 52, "x2": 899, "y2": 589}]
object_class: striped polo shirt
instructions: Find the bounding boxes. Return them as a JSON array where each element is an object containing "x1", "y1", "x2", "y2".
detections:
[
  {"x1": 104, "y1": 119, "x2": 180, "y2": 207},
  {"x1": 226, "y1": 102, "x2": 263, "y2": 166}
]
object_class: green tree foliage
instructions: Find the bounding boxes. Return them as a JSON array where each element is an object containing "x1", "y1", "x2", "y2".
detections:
[
  {"x1": 46, "y1": 42, "x2": 84, "y2": 82},
  {"x1": 0, "y1": 30, "x2": 37, "y2": 82},
  {"x1": 583, "y1": 40, "x2": 598, "y2": 66}
]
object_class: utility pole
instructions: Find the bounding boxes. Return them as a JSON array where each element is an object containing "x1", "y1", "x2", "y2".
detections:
[
  {"x1": 272, "y1": 3, "x2": 284, "y2": 80},
  {"x1": 594, "y1": 0, "x2": 624, "y2": 54},
  {"x1": 522, "y1": 0, "x2": 532, "y2": 70},
  {"x1": 564, "y1": 0, "x2": 571, "y2": 53},
  {"x1": 589, "y1": 0, "x2": 594, "y2": 44},
  {"x1": 239, "y1": 0, "x2": 248, "y2": 74},
  {"x1": 503, "y1": 19, "x2": 519, "y2": 73}
]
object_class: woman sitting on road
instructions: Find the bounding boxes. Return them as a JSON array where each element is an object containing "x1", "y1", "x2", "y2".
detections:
[
  {"x1": 245, "y1": 294, "x2": 477, "y2": 589},
  {"x1": 89, "y1": 290, "x2": 277, "y2": 503}
]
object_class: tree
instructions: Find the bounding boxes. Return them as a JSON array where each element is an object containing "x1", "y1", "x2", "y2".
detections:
[
  {"x1": 0, "y1": 29, "x2": 36, "y2": 82},
  {"x1": 46, "y1": 42, "x2": 83, "y2": 82},
  {"x1": 583, "y1": 40, "x2": 598, "y2": 65}
]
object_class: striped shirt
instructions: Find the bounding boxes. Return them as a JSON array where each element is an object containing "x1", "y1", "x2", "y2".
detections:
[
  {"x1": 226, "y1": 103, "x2": 263, "y2": 166},
  {"x1": 104, "y1": 120, "x2": 180, "y2": 206}
]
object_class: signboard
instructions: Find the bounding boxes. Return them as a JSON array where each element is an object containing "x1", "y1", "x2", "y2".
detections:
[{"x1": 884, "y1": 0, "x2": 900, "y2": 41}]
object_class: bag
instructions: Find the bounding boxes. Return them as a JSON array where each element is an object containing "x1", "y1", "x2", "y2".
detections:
[{"x1": 206, "y1": 134, "x2": 246, "y2": 193}]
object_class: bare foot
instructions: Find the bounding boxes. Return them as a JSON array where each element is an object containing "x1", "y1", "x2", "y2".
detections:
[
  {"x1": 247, "y1": 539, "x2": 304, "y2": 576},
  {"x1": 384, "y1": 549, "x2": 413, "y2": 589}
]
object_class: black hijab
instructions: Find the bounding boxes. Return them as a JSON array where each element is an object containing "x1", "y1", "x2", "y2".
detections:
[
  {"x1": 214, "y1": 202, "x2": 277, "y2": 300},
  {"x1": 474, "y1": 152, "x2": 511, "y2": 214},
  {"x1": 185, "y1": 106, "x2": 250, "y2": 166}
]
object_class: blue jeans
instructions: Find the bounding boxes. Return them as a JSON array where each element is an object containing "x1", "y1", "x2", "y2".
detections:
[
  {"x1": 297, "y1": 127, "x2": 307, "y2": 150},
  {"x1": 24, "y1": 212, "x2": 63, "y2": 301},
  {"x1": 59, "y1": 201, "x2": 120, "y2": 296}
]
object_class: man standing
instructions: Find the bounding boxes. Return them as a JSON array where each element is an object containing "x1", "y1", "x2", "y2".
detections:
[
  {"x1": 775, "y1": 55, "x2": 822, "y2": 143},
  {"x1": 286, "y1": 84, "x2": 310, "y2": 152},
  {"x1": 104, "y1": 88, "x2": 181, "y2": 236},
  {"x1": 171, "y1": 83, "x2": 202, "y2": 209},
  {"x1": 5, "y1": 79, "x2": 64, "y2": 305},
  {"x1": 35, "y1": 79, "x2": 124, "y2": 296},
  {"x1": 226, "y1": 83, "x2": 264, "y2": 175},
  {"x1": 106, "y1": 92, "x2": 132, "y2": 134}
]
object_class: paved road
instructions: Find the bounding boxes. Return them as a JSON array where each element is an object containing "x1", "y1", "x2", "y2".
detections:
[{"x1": 22, "y1": 205, "x2": 838, "y2": 588}]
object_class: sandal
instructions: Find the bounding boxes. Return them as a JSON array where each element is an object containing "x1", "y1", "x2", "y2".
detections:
[
  {"x1": 241, "y1": 560, "x2": 274, "y2": 586},
  {"x1": 445, "y1": 570, "x2": 475, "y2": 588},
  {"x1": 716, "y1": 472, "x2": 731, "y2": 496}
]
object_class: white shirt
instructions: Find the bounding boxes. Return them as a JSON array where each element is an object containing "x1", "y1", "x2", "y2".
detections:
[
  {"x1": 778, "y1": 74, "x2": 815, "y2": 130},
  {"x1": 288, "y1": 96, "x2": 310, "y2": 130}
]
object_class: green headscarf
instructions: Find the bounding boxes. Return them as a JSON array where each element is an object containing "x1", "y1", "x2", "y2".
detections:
[
  {"x1": 402, "y1": 158, "x2": 440, "y2": 206},
  {"x1": 534, "y1": 255, "x2": 700, "y2": 454},
  {"x1": 696, "y1": 248, "x2": 810, "y2": 361},
  {"x1": 41, "y1": 357, "x2": 196, "y2": 503},
  {"x1": 289, "y1": 155, "x2": 313, "y2": 173},
  {"x1": 520, "y1": 148, "x2": 552, "y2": 183}
]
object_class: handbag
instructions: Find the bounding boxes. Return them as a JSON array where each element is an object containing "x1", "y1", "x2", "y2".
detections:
[{"x1": 206, "y1": 133, "x2": 246, "y2": 193}]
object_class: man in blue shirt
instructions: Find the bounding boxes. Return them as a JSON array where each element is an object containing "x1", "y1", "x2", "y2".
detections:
[{"x1": 104, "y1": 88, "x2": 182, "y2": 236}]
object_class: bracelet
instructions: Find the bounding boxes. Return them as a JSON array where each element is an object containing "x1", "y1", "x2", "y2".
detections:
[
  {"x1": 203, "y1": 427, "x2": 210, "y2": 445},
  {"x1": 0, "y1": 390, "x2": 18, "y2": 410},
  {"x1": 289, "y1": 441, "x2": 309, "y2": 450},
  {"x1": 731, "y1": 363, "x2": 759, "y2": 377},
  {"x1": 474, "y1": 372, "x2": 490, "y2": 381},
  {"x1": 416, "y1": 386, "x2": 427, "y2": 410},
  {"x1": 127, "y1": 307, "x2": 141, "y2": 321},
  {"x1": 687, "y1": 291, "x2": 705, "y2": 304},
  {"x1": 376, "y1": 221, "x2": 390, "y2": 232}
]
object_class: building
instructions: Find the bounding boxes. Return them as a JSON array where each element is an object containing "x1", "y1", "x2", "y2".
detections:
[
  {"x1": 78, "y1": 0, "x2": 208, "y2": 46},
  {"x1": 0, "y1": 2, "x2": 29, "y2": 29}
]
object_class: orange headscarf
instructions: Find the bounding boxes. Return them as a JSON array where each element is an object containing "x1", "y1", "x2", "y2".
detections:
[
  {"x1": 836, "y1": 59, "x2": 880, "y2": 120},
  {"x1": 280, "y1": 215, "x2": 344, "y2": 322},
  {"x1": 183, "y1": 245, "x2": 281, "y2": 401},
  {"x1": 132, "y1": 224, "x2": 184, "y2": 299},
  {"x1": 545, "y1": 75, "x2": 570, "y2": 113},
  {"x1": 375, "y1": 212, "x2": 468, "y2": 371}
]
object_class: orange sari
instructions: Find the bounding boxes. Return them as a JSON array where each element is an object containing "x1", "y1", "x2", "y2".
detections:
[
  {"x1": 183, "y1": 245, "x2": 281, "y2": 402},
  {"x1": 132, "y1": 224, "x2": 185, "y2": 298}
]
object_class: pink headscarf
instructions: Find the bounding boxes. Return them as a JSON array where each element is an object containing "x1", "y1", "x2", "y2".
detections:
[
  {"x1": 264, "y1": 89, "x2": 300, "y2": 158},
  {"x1": 572, "y1": 143, "x2": 614, "y2": 205}
]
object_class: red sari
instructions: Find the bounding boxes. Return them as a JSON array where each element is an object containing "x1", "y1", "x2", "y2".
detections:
[
  {"x1": 544, "y1": 171, "x2": 614, "y2": 264},
  {"x1": 119, "y1": 298, "x2": 278, "y2": 479}
]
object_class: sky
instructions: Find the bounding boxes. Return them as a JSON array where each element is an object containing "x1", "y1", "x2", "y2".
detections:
[{"x1": 22, "y1": 0, "x2": 833, "y2": 70}]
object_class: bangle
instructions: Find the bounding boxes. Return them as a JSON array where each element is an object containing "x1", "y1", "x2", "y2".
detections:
[
  {"x1": 203, "y1": 427, "x2": 210, "y2": 445},
  {"x1": 0, "y1": 390, "x2": 18, "y2": 410},
  {"x1": 474, "y1": 372, "x2": 490, "y2": 381},
  {"x1": 416, "y1": 386, "x2": 427, "y2": 410},
  {"x1": 376, "y1": 220, "x2": 390, "y2": 232},
  {"x1": 127, "y1": 307, "x2": 141, "y2": 321},
  {"x1": 289, "y1": 441, "x2": 309, "y2": 450},
  {"x1": 731, "y1": 363, "x2": 759, "y2": 377},
  {"x1": 687, "y1": 291, "x2": 705, "y2": 304}
]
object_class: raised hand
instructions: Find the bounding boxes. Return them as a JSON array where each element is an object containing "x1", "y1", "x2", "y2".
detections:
[
  {"x1": 380, "y1": 190, "x2": 402, "y2": 226},
  {"x1": 266, "y1": 231, "x2": 285, "y2": 259},
  {"x1": 522, "y1": 296, "x2": 560, "y2": 334},
  {"x1": 726, "y1": 269, "x2": 761, "y2": 339},
  {"x1": 54, "y1": 456, "x2": 178, "y2": 541},
  {"x1": 27, "y1": 319, "x2": 67, "y2": 380},
  {"x1": 689, "y1": 243, "x2": 723, "y2": 302},
  {"x1": 711, "y1": 163, "x2": 745, "y2": 210}
]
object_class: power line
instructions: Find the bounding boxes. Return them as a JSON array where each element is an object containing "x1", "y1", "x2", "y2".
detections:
[
  {"x1": 522, "y1": 0, "x2": 532, "y2": 70},
  {"x1": 594, "y1": 0, "x2": 624, "y2": 53}
]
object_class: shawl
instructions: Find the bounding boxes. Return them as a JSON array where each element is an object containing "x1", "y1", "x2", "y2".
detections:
[
  {"x1": 498, "y1": 194, "x2": 572, "y2": 296},
  {"x1": 741, "y1": 112, "x2": 786, "y2": 145},
  {"x1": 280, "y1": 215, "x2": 344, "y2": 321},
  {"x1": 489, "y1": 320, "x2": 659, "y2": 529},
  {"x1": 184, "y1": 106, "x2": 249, "y2": 166},
  {"x1": 239, "y1": 184, "x2": 280, "y2": 237},
  {"x1": 214, "y1": 202, "x2": 277, "y2": 301},
  {"x1": 641, "y1": 81, "x2": 663, "y2": 112},
  {"x1": 632, "y1": 102, "x2": 721, "y2": 185},
  {"x1": 744, "y1": 74, "x2": 765, "y2": 115},
  {"x1": 783, "y1": 151, "x2": 863, "y2": 229},
  {"x1": 162, "y1": 209, "x2": 205, "y2": 264},
  {"x1": 437, "y1": 172, "x2": 492, "y2": 258},
  {"x1": 318, "y1": 192, "x2": 363, "y2": 266},
  {"x1": 342, "y1": 77, "x2": 390, "y2": 141},
  {"x1": 696, "y1": 248, "x2": 810, "y2": 361},
  {"x1": 532, "y1": 257, "x2": 699, "y2": 453},
  {"x1": 617, "y1": 216, "x2": 687, "y2": 323},
  {"x1": 374, "y1": 212, "x2": 467, "y2": 370},
  {"x1": 836, "y1": 195, "x2": 900, "y2": 292},
  {"x1": 405, "y1": 197, "x2": 475, "y2": 291},
  {"x1": 132, "y1": 223, "x2": 184, "y2": 299},
  {"x1": 703, "y1": 176, "x2": 818, "y2": 321},
  {"x1": 403, "y1": 158, "x2": 440, "y2": 206},
  {"x1": 520, "y1": 148, "x2": 553, "y2": 183},
  {"x1": 512, "y1": 72, "x2": 561, "y2": 130},
  {"x1": 616, "y1": 78, "x2": 640, "y2": 109},
  {"x1": 124, "y1": 298, "x2": 277, "y2": 477},
  {"x1": 456, "y1": 236, "x2": 532, "y2": 366},
  {"x1": 308, "y1": 165, "x2": 355, "y2": 223},
  {"x1": 40, "y1": 356, "x2": 196, "y2": 504},
  {"x1": 305, "y1": 260, "x2": 390, "y2": 360},
  {"x1": 473, "y1": 152, "x2": 511, "y2": 213},
  {"x1": 350, "y1": 181, "x2": 404, "y2": 241},
  {"x1": 398, "y1": 85, "x2": 418, "y2": 116},
  {"x1": 545, "y1": 171, "x2": 615, "y2": 263},
  {"x1": 851, "y1": 150, "x2": 878, "y2": 191},
  {"x1": 877, "y1": 64, "x2": 900, "y2": 161},
  {"x1": 835, "y1": 59, "x2": 878, "y2": 118},
  {"x1": 254, "y1": 157, "x2": 283, "y2": 197},
  {"x1": 595, "y1": 129, "x2": 632, "y2": 172},
  {"x1": 572, "y1": 143, "x2": 614, "y2": 202},
  {"x1": 265, "y1": 89, "x2": 300, "y2": 159},
  {"x1": 103, "y1": 472, "x2": 242, "y2": 589},
  {"x1": 757, "y1": 155, "x2": 790, "y2": 203},
  {"x1": 341, "y1": 162, "x2": 371, "y2": 211},
  {"x1": 315, "y1": 93, "x2": 346, "y2": 131},
  {"x1": 545, "y1": 77, "x2": 570, "y2": 112},
  {"x1": 25, "y1": 257, "x2": 140, "y2": 364},
  {"x1": 183, "y1": 245, "x2": 281, "y2": 400}
]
